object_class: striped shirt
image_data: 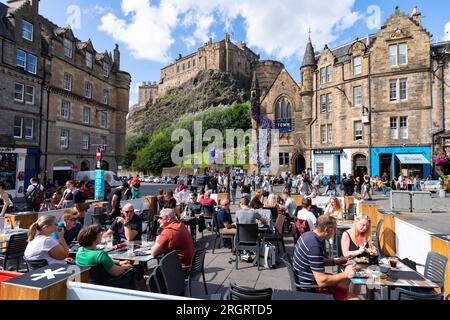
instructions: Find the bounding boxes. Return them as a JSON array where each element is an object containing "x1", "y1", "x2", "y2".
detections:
[{"x1": 293, "y1": 231, "x2": 325, "y2": 286}]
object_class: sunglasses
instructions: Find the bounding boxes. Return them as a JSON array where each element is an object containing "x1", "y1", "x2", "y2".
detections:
[
  {"x1": 124, "y1": 210, "x2": 134, "y2": 213},
  {"x1": 158, "y1": 216, "x2": 165, "y2": 220},
  {"x1": 68, "y1": 218, "x2": 78, "y2": 222}
]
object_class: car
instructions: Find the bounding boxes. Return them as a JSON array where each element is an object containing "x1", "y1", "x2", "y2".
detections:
[
  {"x1": 422, "y1": 180, "x2": 441, "y2": 193},
  {"x1": 142, "y1": 175, "x2": 150, "y2": 183},
  {"x1": 153, "y1": 177, "x2": 161, "y2": 184},
  {"x1": 120, "y1": 176, "x2": 129, "y2": 183},
  {"x1": 75, "y1": 171, "x2": 122, "y2": 188},
  {"x1": 83, "y1": 180, "x2": 112, "y2": 200}
]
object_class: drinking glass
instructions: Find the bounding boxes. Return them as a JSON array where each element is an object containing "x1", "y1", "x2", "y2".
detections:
[
  {"x1": 371, "y1": 269, "x2": 380, "y2": 285},
  {"x1": 14, "y1": 221, "x2": 20, "y2": 231},
  {"x1": 389, "y1": 258, "x2": 398, "y2": 268},
  {"x1": 127, "y1": 241, "x2": 134, "y2": 256},
  {"x1": 104, "y1": 236, "x2": 113, "y2": 249}
]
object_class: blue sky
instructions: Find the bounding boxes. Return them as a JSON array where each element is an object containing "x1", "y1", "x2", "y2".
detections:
[{"x1": 3, "y1": 0, "x2": 449, "y2": 106}]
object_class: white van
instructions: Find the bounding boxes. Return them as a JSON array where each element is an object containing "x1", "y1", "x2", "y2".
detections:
[{"x1": 75, "y1": 171, "x2": 122, "y2": 187}]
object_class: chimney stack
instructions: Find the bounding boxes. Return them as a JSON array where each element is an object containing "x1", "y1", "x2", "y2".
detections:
[
  {"x1": 411, "y1": 6, "x2": 421, "y2": 25},
  {"x1": 113, "y1": 44, "x2": 120, "y2": 70}
]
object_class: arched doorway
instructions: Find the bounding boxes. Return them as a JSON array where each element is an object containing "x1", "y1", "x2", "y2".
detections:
[
  {"x1": 353, "y1": 154, "x2": 368, "y2": 178},
  {"x1": 101, "y1": 160, "x2": 110, "y2": 171},
  {"x1": 294, "y1": 154, "x2": 306, "y2": 175},
  {"x1": 53, "y1": 159, "x2": 74, "y2": 185},
  {"x1": 81, "y1": 160, "x2": 90, "y2": 171}
]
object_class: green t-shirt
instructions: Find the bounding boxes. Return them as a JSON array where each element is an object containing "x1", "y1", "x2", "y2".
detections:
[{"x1": 75, "y1": 247, "x2": 115, "y2": 271}]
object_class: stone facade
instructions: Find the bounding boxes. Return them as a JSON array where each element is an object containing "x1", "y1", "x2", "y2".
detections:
[
  {"x1": 254, "y1": 6, "x2": 449, "y2": 179},
  {"x1": 0, "y1": 0, "x2": 130, "y2": 191}
]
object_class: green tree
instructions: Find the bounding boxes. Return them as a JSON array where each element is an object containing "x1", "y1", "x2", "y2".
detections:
[{"x1": 122, "y1": 133, "x2": 149, "y2": 169}]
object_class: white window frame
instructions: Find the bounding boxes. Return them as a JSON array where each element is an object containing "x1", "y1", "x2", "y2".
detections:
[
  {"x1": 353, "y1": 56, "x2": 361, "y2": 75},
  {"x1": 85, "y1": 82, "x2": 92, "y2": 99},
  {"x1": 24, "y1": 118, "x2": 33, "y2": 139},
  {"x1": 64, "y1": 38, "x2": 73, "y2": 58},
  {"x1": 321, "y1": 125, "x2": 326, "y2": 144},
  {"x1": 64, "y1": 73, "x2": 73, "y2": 91},
  {"x1": 14, "y1": 117, "x2": 23, "y2": 138},
  {"x1": 326, "y1": 65, "x2": 332, "y2": 83},
  {"x1": 60, "y1": 129, "x2": 69, "y2": 149},
  {"x1": 27, "y1": 54, "x2": 37, "y2": 74},
  {"x1": 399, "y1": 78, "x2": 407, "y2": 101},
  {"x1": 14, "y1": 83, "x2": 24, "y2": 102},
  {"x1": 103, "y1": 62, "x2": 110, "y2": 78},
  {"x1": 400, "y1": 116, "x2": 408, "y2": 139},
  {"x1": 320, "y1": 95, "x2": 326, "y2": 113},
  {"x1": 102, "y1": 89, "x2": 109, "y2": 105},
  {"x1": 354, "y1": 86, "x2": 362, "y2": 107},
  {"x1": 320, "y1": 67, "x2": 326, "y2": 84},
  {"x1": 398, "y1": 43, "x2": 408, "y2": 65},
  {"x1": 354, "y1": 121, "x2": 363, "y2": 140},
  {"x1": 21, "y1": 20, "x2": 33, "y2": 42},
  {"x1": 60, "y1": 100, "x2": 71, "y2": 119},
  {"x1": 16, "y1": 49, "x2": 26, "y2": 69},
  {"x1": 389, "y1": 44, "x2": 397, "y2": 66},
  {"x1": 390, "y1": 43, "x2": 408, "y2": 66},
  {"x1": 82, "y1": 107, "x2": 91, "y2": 124},
  {"x1": 25, "y1": 85, "x2": 35, "y2": 105},
  {"x1": 389, "y1": 80, "x2": 397, "y2": 102},
  {"x1": 390, "y1": 117, "x2": 398, "y2": 139},
  {"x1": 327, "y1": 124, "x2": 332, "y2": 144},
  {"x1": 82, "y1": 134, "x2": 90, "y2": 151},
  {"x1": 327, "y1": 93, "x2": 332, "y2": 112},
  {"x1": 86, "y1": 52, "x2": 93, "y2": 69},
  {"x1": 100, "y1": 112, "x2": 108, "y2": 128}
]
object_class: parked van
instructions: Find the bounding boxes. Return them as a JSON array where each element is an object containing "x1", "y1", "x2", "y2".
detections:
[{"x1": 75, "y1": 171, "x2": 122, "y2": 187}]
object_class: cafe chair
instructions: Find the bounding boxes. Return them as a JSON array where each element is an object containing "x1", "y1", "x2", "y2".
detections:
[
  {"x1": 374, "y1": 219, "x2": 384, "y2": 257},
  {"x1": 212, "y1": 212, "x2": 234, "y2": 254},
  {"x1": 235, "y1": 223, "x2": 261, "y2": 271},
  {"x1": 184, "y1": 242, "x2": 209, "y2": 296},
  {"x1": 91, "y1": 214, "x2": 111, "y2": 231},
  {"x1": 262, "y1": 214, "x2": 286, "y2": 253},
  {"x1": 281, "y1": 253, "x2": 321, "y2": 293},
  {"x1": 391, "y1": 287, "x2": 442, "y2": 300},
  {"x1": 159, "y1": 250, "x2": 186, "y2": 296},
  {"x1": 23, "y1": 258, "x2": 48, "y2": 271},
  {"x1": 86, "y1": 264, "x2": 135, "y2": 290},
  {"x1": 200, "y1": 205, "x2": 215, "y2": 234},
  {"x1": 223, "y1": 282, "x2": 272, "y2": 300},
  {"x1": 147, "y1": 266, "x2": 167, "y2": 294},
  {"x1": 0, "y1": 233, "x2": 28, "y2": 272}
]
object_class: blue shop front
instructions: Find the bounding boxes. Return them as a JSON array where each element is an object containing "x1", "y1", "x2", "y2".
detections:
[{"x1": 371, "y1": 146, "x2": 431, "y2": 179}]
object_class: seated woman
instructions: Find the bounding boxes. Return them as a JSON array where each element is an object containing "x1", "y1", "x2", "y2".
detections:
[
  {"x1": 24, "y1": 215, "x2": 73, "y2": 265},
  {"x1": 341, "y1": 215, "x2": 372, "y2": 259},
  {"x1": 324, "y1": 197, "x2": 343, "y2": 220},
  {"x1": 76, "y1": 224, "x2": 132, "y2": 278},
  {"x1": 263, "y1": 194, "x2": 279, "y2": 222},
  {"x1": 250, "y1": 192, "x2": 264, "y2": 210}
]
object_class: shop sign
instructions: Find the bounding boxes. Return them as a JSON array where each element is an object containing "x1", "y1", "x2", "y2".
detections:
[{"x1": 314, "y1": 149, "x2": 343, "y2": 155}]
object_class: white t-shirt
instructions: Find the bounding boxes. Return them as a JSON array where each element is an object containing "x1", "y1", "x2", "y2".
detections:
[
  {"x1": 297, "y1": 208, "x2": 317, "y2": 232},
  {"x1": 285, "y1": 198, "x2": 297, "y2": 218},
  {"x1": 24, "y1": 235, "x2": 65, "y2": 265},
  {"x1": 26, "y1": 183, "x2": 44, "y2": 195}
]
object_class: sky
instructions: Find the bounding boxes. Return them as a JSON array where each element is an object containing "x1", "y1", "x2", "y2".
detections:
[{"x1": 3, "y1": 0, "x2": 450, "y2": 107}]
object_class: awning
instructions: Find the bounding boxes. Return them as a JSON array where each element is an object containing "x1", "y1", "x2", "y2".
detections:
[{"x1": 396, "y1": 154, "x2": 430, "y2": 165}]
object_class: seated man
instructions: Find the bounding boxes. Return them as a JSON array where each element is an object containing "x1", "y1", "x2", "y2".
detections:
[
  {"x1": 151, "y1": 209, "x2": 194, "y2": 268},
  {"x1": 199, "y1": 191, "x2": 217, "y2": 207},
  {"x1": 216, "y1": 199, "x2": 236, "y2": 248},
  {"x1": 51, "y1": 209, "x2": 83, "y2": 247},
  {"x1": 103, "y1": 203, "x2": 142, "y2": 244},
  {"x1": 293, "y1": 215, "x2": 357, "y2": 300}
]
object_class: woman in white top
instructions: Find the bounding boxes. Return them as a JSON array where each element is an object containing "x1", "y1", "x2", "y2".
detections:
[
  {"x1": 324, "y1": 197, "x2": 343, "y2": 220},
  {"x1": 57, "y1": 180, "x2": 75, "y2": 209},
  {"x1": 24, "y1": 215, "x2": 72, "y2": 265},
  {"x1": 296, "y1": 198, "x2": 317, "y2": 232}
]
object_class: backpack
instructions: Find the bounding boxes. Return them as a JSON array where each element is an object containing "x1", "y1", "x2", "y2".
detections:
[
  {"x1": 263, "y1": 242, "x2": 277, "y2": 269},
  {"x1": 30, "y1": 185, "x2": 45, "y2": 206},
  {"x1": 293, "y1": 218, "x2": 310, "y2": 244},
  {"x1": 232, "y1": 180, "x2": 237, "y2": 189}
]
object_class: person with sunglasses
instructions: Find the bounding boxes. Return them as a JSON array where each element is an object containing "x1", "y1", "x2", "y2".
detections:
[
  {"x1": 103, "y1": 203, "x2": 142, "y2": 243},
  {"x1": 51, "y1": 209, "x2": 83, "y2": 246}
]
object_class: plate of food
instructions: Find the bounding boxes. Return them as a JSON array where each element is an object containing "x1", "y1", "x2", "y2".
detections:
[
  {"x1": 353, "y1": 270, "x2": 369, "y2": 279},
  {"x1": 354, "y1": 257, "x2": 369, "y2": 264}
]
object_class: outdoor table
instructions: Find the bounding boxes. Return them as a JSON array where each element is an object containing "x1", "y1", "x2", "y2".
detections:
[
  {"x1": 271, "y1": 289, "x2": 334, "y2": 300},
  {"x1": 350, "y1": 258, "x2": 439, "y2": 300},
  {"x1": 107, "y1": 241, "x2": 156, "y2": 263}
]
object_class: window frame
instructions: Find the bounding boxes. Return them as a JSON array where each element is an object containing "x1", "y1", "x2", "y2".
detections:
[
  {"x1": 60, "y1": 100, "x2": 71, "y2": 119},
  {"x1": 390, "y1": 117, "x2": 398, "y2": 139},
  {"x1": 14, "y1": 117, "x2": 23, "y2": 139},
  {"x1": 27, "y1": 53, "x2": 37, "y2": 74},
  {"x1": 320, "y1": 67, "x2": 326, "y2": 84},
  {"x1": 64, "y1": 73, "x2": 73, "y2": 91},
  {"x1": 24, "y1": 118, "x2": 34, "y2": 140},
  {"x1": 64, "y1": 38, "x2": 73, "y2": 59},
  {"x1": 102, "y1": 89, "x2": 109, "y2": 105},
  {"x1": 353, "y1": 56, "x2": 362, "y2": 75},
  {"x1": 321, "y1": 125, "x2": 326, "y2": 144},
  {"x1": 320, "y1": 94, "x2": 327, "y2": 113},
  {"x1": 326, "y1": 65, "x2": 332, "y2": 83},
  {"x1": 85, "y1": 52, "x2": 93, "y2": 69},
  {"x1": 21, "y1": 20, "x2": 33, "y2": 42},
  {"x1": 60, "y1": 129, "x2": 69, "y2": 149},
  {"x1": 14, "y1": 82, "x2": 24, "y2": 102},
  {"x1": 399, "y1": 116, "x2": 408, "y2": 139},
  {"x1": 399, "y1": 78, "x2": 407, "y2": 101},
  {"x1": 82, "y1": 107, "x2": 91, "y2": 124},
  {"x1": 354, "y1": 86, "x2": 362, "y2": 107},
  {"x1": 16, "y1": 49, "x2": 26, "y2": 69},
  {"x1": 103, "y1": 62, "x2": 110, "y2": 78},
  {"x1": 82, "y1": 134, "x2": 90, "y2": 151},
  {"x1": 389, "y1": 43, "x2": 408, "y2": 66},
  {"x1": 327, "y1": 124, "x2": 332, "y2": 144},
  {"x1": 99, "y1": 111, "x2": 108, "y2": 128},
  {"x1": 354, "y1": 121, "x2": 363, "y2": 140},
  {"x1": 25, "y1": 85, "x2": 35, "y2": 105},
  {"x1": 389, "y1": 79, "x2": 397, "y2": 102},
  {"x1": 85, "y1": 82, "x2": 93, "y2": 99},
  {"x1": 327, "y1": 93, "x2": 332, "y2": 112}
]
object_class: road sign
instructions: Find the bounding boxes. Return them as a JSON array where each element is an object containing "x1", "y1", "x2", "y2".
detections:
[
  {"x1": 96, "y1": 147, "x2": 102, "y2": 161},
  {"x1": 94, "y1": 170, "x2": 105, "y2": 200}
]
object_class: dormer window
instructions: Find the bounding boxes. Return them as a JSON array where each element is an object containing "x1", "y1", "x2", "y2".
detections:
[
  {"x1": 21, "y1": 20, "x2": 33, "y2": 42},
  {"x1": 103, "y1": 62, "x2": 110, "y2": 78},
  {"x1": 86, "y1": 52, "x2": 93, "y2": 69},
  {"x1": 64, "y1": 39, "x2": 73, "y2": 58}
]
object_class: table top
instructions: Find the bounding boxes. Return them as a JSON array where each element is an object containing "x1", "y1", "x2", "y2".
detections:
[
  {"x1": 69, "y1": 241, "x2": 156, "y2": 262},
  {"x1": 350, "y1": 258, "x2": 438, "y2": 289}
]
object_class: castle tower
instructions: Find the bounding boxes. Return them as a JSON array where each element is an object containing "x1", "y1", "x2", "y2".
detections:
[
  {"x1": 300, "y1": 35, "x2": 316, "y2": 125},
  {"x1": 250, "y1": 71, "x2": 261, "y2": 128}
]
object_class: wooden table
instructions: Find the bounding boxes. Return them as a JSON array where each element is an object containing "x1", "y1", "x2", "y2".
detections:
[
  {"x1": 5, "y1": 212, "x2": 37, "y2": 229},
  {"x1": 351, "y1": 259, "x2": 438, "y2": 300}
]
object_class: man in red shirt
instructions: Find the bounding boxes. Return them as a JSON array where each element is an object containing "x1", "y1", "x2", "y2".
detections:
[
  {"x1": 151, "y1": 208, "x2": 194, "y2": 267},
  {"x1": 198, "y1": 191, "x2": 217, "y2": 207}
]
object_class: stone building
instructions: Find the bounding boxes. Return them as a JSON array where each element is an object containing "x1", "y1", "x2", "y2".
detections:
[
  {"x1": 253, "y1": 6, "x2": 448, "y2": 179},
  {"x1": 0, "y1": 0, "x2": 44, "y2": 196},
  {"x1": 0, "y1": 0, "x2": 130, "y2": 194}
]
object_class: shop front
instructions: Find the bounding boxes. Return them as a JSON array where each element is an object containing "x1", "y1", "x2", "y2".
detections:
[
  {"x1": 370, "y1": 146, "x2": 431, "y2": 179},
  {"x1": 311, "y1": 149, "x2": 352, "y2": 182},
  {"x1": 0, "y1": 147, "x2": 27, "y2": 196}
]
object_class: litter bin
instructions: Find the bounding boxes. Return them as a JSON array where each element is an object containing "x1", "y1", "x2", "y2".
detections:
[
  {"x1": 411, "y1": 191, "x2": 432, "y2": 213},
  {"x1": 390, "y1": 191, "x2": 411, "y2": 212}
]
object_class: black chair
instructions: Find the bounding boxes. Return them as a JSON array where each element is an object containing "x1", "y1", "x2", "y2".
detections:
[
  {"x1": 374, "y1": 219, "x2": 384, "y2": 257},
  {"x1": 263, "y1": 214, "x2": 286, "y2": 253},
  {"x1": 0, "y1": 233, "x2": 28, "y2": 271},
  {"x1": 147, "y1": 266, "x2": 167, "y2": 293},
  {"x1": 91, "y1": 214, "x2": 111, "y2": 231},
  {"x1": 391, "y1": 287, "x2": 443, "y2": 300},
  {"x1": 23, "y1": 258, "x2": 48, "y2": 271},
  {"x1": 159, "y1": 250, "x2": 186, "y2": 296},
  {"x1": 185, "y1": 242, "x2": 209, "y2": 296},
  {"x1": 201, "y1": 205, "x2": 215, "y2": 232},
  {"x1": 212, "y1": 212, "x2": 234, "y2": 253},
  {"x1": 235, "y1": 223, "x2": 261, "y2": 271},
  {"x1": 223, "y1": 282, "x2": 272, "y2": 300},
  {"x1": 85, "y1": 264, "x2": 135, "y2": 290},
  {"x1": 281, "y1": 253, "x2": 321, "y2": 293},
  {"x1": 147, "y1": 272, "x2": 160, "y2": 293}
]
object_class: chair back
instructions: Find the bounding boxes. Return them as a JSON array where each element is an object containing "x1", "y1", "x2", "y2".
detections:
[
  {"x1": 394, "y1": 287, "x2": 443, "y2": 300},
  {"x1": 201, "y1": 205, "x2": 214, "y2": 219},
  {"x1": 236, "y1": 224, "x2": 259, "y2": 245},
  {"x1": 154, "y1": 266, "x2": 167, "y2": 294},
  {"x1": 189, "y1": 244, "x2": 208, "y2": 278},
  {"x1": 424, "y1": 251, "x2": 448, "y2": 293},
  {"x1": 212, "y1": 212, "x2": 220, "y2": 234},
  {"x1": 225, "y1": 282, "x2": 272, "y2": 300},
  {"x1": 23, "y1": 258, "x2": 48, "y2": 271},
  {"x1": 159, "y1": 250, "x2": 186, "y2": 296},
  {"x1": 87, "y1": 265, "x2": 134, "y2": 290},
  {"x1": 148, "y1": 268, "x2": 162, "y2": 293},
  {"x1": 6, "y1": 233, "x2": 28, "y2": 258},
  {"x1": 347, "y1": 204, "x2": 357, "y2": 217},
  {"x1": 375, "y1": 219, "x2": 384, "y2": 256},
  {"x1": 91, "y1": 214, "x2": 107, "y2": 229},
  {"x1": 274, "y1": 214, "x2": 286, "y2": 236},
  {"x1": 280, "y1": 254, "x2": 298, "y2": 291}
]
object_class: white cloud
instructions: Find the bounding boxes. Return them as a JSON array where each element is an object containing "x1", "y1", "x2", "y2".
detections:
[
  {"x1": 83, "y1": 4, "x2": 113, "y2": 16},
  {"x1": 99, "y1": 0, "x2": 360, "y2": 62},
  {"x1": 445, "y1": 21, "x2": 450, "y2": 41}
]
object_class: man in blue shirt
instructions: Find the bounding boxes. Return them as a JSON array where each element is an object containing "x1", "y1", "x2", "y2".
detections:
[
  {"x1": 51, "y1": 209, "x2": 83, "y2": 246},
  {"x1": 103, "y1": 203, "x2": 142, "y2": 243},
  {"x1": 216, "y1": 199, "x2": 235, "y2": 248}
]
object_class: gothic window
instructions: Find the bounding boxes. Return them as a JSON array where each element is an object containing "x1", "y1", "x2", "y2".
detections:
[{"x1": 275, "y1": 97, "x2": 293, "y2": 132}]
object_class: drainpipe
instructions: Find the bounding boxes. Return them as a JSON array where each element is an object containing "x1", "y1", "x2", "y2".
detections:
[
  {"x1": 309, "y1": 69, "x2": 318, "y2": 170},
  {"x1": 368, "y1": 52, "x2": 373, "y2": 177},
  {"x1": 44, "y1": 86, "x2": 50, "y2": 182}
]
